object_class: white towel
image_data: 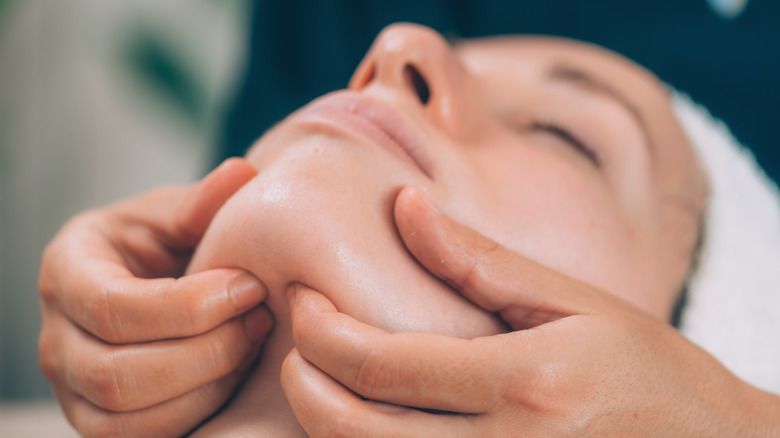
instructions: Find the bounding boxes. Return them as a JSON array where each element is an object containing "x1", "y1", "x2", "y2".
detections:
[{"x1": 673, "y1": 91, "x2": 780, "y2": 394}]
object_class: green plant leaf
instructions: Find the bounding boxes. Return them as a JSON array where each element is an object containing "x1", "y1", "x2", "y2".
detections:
[{"x1": 123, "y1": 27, "x2": 207, "y2": 127}]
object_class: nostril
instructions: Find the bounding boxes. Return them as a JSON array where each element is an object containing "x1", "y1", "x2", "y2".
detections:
[{"x1": 404, "y1": 64, "x2": 430, "y2": 105}]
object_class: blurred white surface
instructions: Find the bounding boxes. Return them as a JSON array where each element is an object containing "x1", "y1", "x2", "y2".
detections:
[{"x1": 0, "y1": 402, "x2": 79, "y2": 438}]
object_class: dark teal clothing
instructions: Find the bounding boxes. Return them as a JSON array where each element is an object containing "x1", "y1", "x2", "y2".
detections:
[{"x1": 221, "y1": 0, "x2": 779, "y2": 183}]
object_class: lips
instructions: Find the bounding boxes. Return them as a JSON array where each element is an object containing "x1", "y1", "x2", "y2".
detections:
[{"x1": 287, "y1": 91, "x2": 433, "y2": 177}]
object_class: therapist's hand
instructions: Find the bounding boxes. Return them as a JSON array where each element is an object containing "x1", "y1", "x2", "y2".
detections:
[
  {"x1": 38, "y1": 158, "x2": 273, "y2": 438},
  {"x1": 282, "y1": 186, "x2": 780, "y2": 437}
]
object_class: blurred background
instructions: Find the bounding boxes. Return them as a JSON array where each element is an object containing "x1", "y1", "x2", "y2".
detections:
[
  {"x1": 0, "y1": 0, "x2": 249, "y2": 434},
  {"x1": 1, "y1": 0, "x2": 777, "y2": 435}
]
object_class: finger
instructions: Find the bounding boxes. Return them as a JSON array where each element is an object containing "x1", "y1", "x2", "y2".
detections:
[
  {"x1": 105, "y1": 157, "x2": 257, "y2": 277},
  {"x1": 51, "y1": 261, "x2": 269, "y2": 343},
  {"x1": 61, "y1": 371, "x2": 246, "y2": 438},
  {"x1": 173, "y1": 157, "x2": 258, "y2": 246},
  {"x1": 110, "y1": 157, "x2": 258, "y2": 249},
  {"x1": 394, "y1": 186, "x2": 610, "y2": 328},
  {"x1": 289, "y1": 284, "x2": 520, "y2": 413},
  {"x1": 37, "y1": 188, "x2": 192, "y2": 299},
  {"x1": 60, "y1": 305, "x2": 270, "y2": 412},
  {"x1": 38, "y1": 159, "x2": 263, "y2": 344},
  {"x1": 282, "y1": 349, "x2": 477, "y2": 438},
  {"x1": 72, "y1": 157, "x2": 256, "y2": 265}
]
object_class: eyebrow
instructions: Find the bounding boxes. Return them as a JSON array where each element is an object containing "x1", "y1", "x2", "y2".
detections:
[{"x1": 547, "y1": 64, "x2": 653, "y2": 155}]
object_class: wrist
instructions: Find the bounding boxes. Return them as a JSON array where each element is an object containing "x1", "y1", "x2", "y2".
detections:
[
  {"x1": 741, "y1": 385, "x2": 780, "y2": 437},
  {"x1": 708, "y1": 376, "x2": 780, "y2": 438},
  {"x1": 672, "y1": 359, "x2": 780, "y2": 438}
]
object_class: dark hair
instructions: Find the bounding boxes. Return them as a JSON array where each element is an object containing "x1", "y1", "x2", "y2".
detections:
[{"x1": 670, "y1": 217, "x2": 706, "y2": 328}]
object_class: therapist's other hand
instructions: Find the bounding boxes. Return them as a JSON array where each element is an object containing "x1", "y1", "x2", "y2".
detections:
[
  {"x1": 282, "y1": 186, "x2": 780, "y2": 437},
  {"x1": 39, "y1": 158, "x2": 273, "y2": 438}
]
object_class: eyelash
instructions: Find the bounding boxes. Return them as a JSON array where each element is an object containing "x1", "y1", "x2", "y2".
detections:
[{"x1": 528, "y1": 120, "x2": 601, "y2": 167}]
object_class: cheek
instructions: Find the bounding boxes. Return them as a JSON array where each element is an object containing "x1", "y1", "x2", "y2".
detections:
[
  {"x1": 493, "y1": 186, "x2": 659, "y2": 311},
  {"x1": 444, "y1": 144, "x2": 655, "y2": 299}
]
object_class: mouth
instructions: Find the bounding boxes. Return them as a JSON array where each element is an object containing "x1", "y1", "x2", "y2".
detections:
[{"x1": 287, "y1": 91, "x2": 433, "y2": 178}]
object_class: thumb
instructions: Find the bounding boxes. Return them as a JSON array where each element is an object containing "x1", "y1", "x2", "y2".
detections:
[{"x1": 394, "y1": 186, "x2": 609, "y2": 329}]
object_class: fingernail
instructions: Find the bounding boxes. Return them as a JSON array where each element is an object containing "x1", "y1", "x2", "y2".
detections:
[
  {"x1": 243, "y1": 306, "x2": 273, "y2": 342},
  {"x1": 414, "y1": 186, "x2": 440, "y2": 214},
  {"x1": 286, "y1": 282, "x2": 298, "y2": 309},
  {"x1": 230, "y1": 273, "x2": 265, "y2": 313}
]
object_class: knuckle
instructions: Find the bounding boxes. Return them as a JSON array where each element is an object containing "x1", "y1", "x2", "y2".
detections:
[
  {"x1": 83, "y1": 414, "x2": 127, "y2": 438},
  {"x1": 459, "y1": 260, "x2": 480, "y2": 292},
  {"x1": 38, "y1": 244, "x2": 59, "y2": 300},
  {"x1": 85, "y1": 287, "x2": 122, "y2": 344},
  {"x1": 83, "y1": 354, "x2": 128, "y2": 411},
  {"x1": 507, "y1": 364, "x2": 571, "y2": 415},
  {"x1": 37, "y1": 333, "x2": 59, "y2": 381},
  {"x1": 321, "y1": 412, "x2": 365, "y2": 438},
  {"x1": 84, "y1": 296, "x2": 111, "y2": 341},
  {"x1": 180, "y1": 288, "x2": 208, "y2": 334},
  {"x1": 353, "y1": 347, "x2": 394, "y2": 399},
  {"x1": 201, "y1": 330, "x2": 237, "y2": 376},
  {"x1": 462, "y1": 240, "x2": 500, "y2": 289},
  {"x1": 37, "y1": 219, "x2": 88, "y2": 300}
]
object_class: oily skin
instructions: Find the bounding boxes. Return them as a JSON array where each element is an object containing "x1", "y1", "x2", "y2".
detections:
[{"x1": 187, "y1": 24, "x2": 706, "y2": 436}]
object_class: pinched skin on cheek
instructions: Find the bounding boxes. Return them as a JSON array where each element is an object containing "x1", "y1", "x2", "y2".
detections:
[{"x1": 190, "y1": 134, "x2": 506, "y2": 338}]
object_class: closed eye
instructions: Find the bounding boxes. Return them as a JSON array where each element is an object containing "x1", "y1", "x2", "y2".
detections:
[{"x1": 528, "y1": 121, "x2": 601, "y2": 167}]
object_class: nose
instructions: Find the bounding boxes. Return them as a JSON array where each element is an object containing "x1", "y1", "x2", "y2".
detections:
[{"x1": 349, "y1": 23, "x2": 475, "y2": 139}]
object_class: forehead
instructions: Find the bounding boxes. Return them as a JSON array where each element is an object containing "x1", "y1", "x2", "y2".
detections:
[
  {"x1": 455, "y1": 36, "x2": 697, "y2": 196},
  {"x1": 454, "y1": 36, "x2": 670, "y2": 123}
]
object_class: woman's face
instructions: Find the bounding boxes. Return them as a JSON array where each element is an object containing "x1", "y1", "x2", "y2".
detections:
[{"x1": 242, "y1": 24, "x2": 705, "y2": 321}]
